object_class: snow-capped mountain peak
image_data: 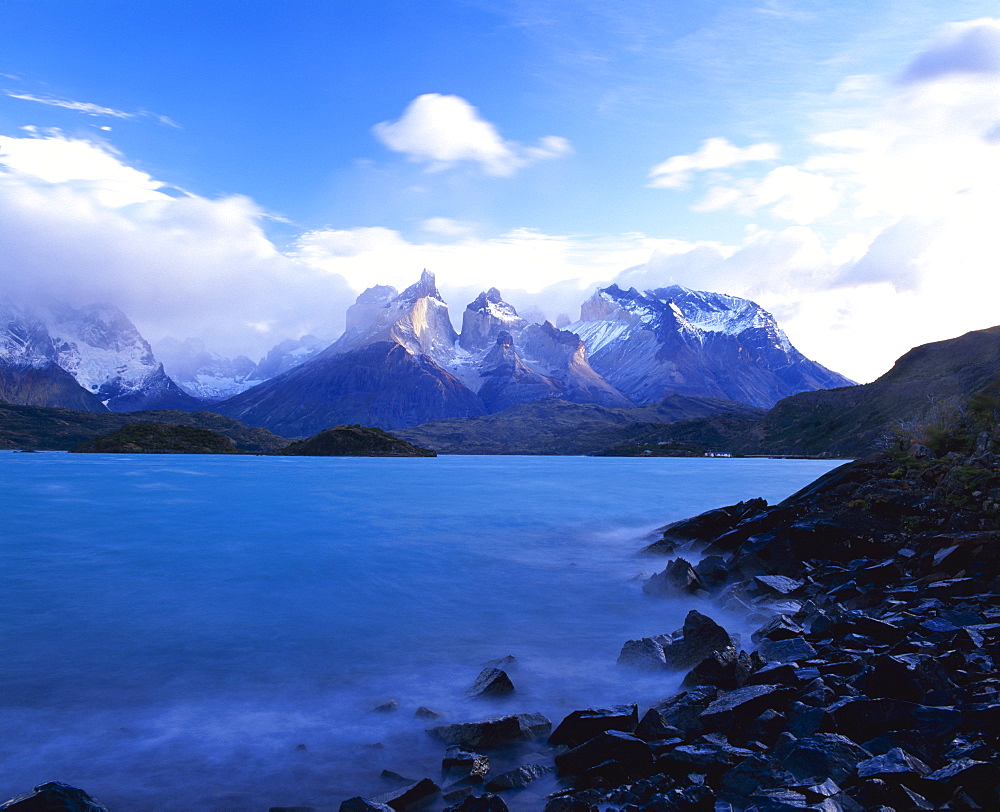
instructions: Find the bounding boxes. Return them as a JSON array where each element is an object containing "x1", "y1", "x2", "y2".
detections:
[
  {"x1": 566, "y1": 283, "x2": 853, "y2": 407},
  {"x1": 460, "y1": 288, "x2": 528, "y2": 352}
]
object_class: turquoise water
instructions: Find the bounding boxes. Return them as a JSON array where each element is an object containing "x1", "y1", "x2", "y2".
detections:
[{"x1": 0, "y1": 453, "x2": 841, "y2": 810}]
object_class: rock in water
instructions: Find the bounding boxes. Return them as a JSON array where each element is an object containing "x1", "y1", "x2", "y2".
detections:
[
  {"x1": 430, "y1": 713, "x2": 551, "y2": 749},
  {"x1": 467, "y1": 668, "x2": 515, "y2": 698}
]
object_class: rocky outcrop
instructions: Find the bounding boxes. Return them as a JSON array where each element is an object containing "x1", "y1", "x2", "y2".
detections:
[{"x1": 538, "y1": 449, "x2": 999, "y2": 810}]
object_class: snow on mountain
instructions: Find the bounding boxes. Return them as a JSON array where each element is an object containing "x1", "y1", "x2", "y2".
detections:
[
  {"x1": 566, "y1": 284, "x2": 854, "y2": 408},
  {"x1": 251, "y1": 335, "x2": 329, "y2": 381},
  {"x1": 216, "y1": 273, "x2": 629, "y2": 433},
  {"x1": 459, "y1": 287, "x2": 528, "y2": 352},
  {"x1": 155, "y1": 334, "x2": 329, "y2": 401},
  {"x1": 0, "y1": 298, "x2": 200, "y2": 412},
  {"x1": 0, "y1": 298, "x2": 57, "y2": 363}
]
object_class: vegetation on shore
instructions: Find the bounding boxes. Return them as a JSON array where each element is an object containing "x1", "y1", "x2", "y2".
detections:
[{"x1": 0, "y1": 403, "x2": 290, "y2": 452}]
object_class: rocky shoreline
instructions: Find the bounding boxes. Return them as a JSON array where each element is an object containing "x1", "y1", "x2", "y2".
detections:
[{"x1": 4, "y1": 449, "x2": 998, "y2": 811}]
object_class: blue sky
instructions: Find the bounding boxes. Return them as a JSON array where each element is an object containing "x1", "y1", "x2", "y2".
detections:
[{"x1": 3, "y1": 0, "x2": 1000, "y2": 382}]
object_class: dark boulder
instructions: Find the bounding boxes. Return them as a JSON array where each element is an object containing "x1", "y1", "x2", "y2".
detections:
[
  {"x1": 0, "y1": 783, "x2": 108, "y2": 812},
  {"x1": 827, "y1": 696, "x2": 962, "y2": 741},
  {"x1": 693, "y1": 555, "x2": 729, "y2": 589},
  {"x1": 442, "y1": 794, "x2": 508, "y2": 812},
  {"x1": 681, "y1": 647, "x2": 752, "y2": 691},
  {"x1": 719, "y1": 754, "x2": 797, "y2": 798},
  {"x1": 922, "y1": 758, "x2": 1000, "y2": 807},
  {"x1": 371, "y1": 778, "x2": 440, "y2": 810},
  {"x1": 655, "y1": 740, "x2": 754, "y2": 778},
  {"x1": 854, "y1": 653, "x2": 955, "y2": 705},
  {"x1": 856, "y1": 747, "x2": 930, "y2": 788},
  {"x1": 773, "y1": 733, "x2": 871, "y2": 784},
  {"x1": 660, "y1": 611, "x2": 734, "y2": 671},
  {"x1": 618, "y1": 611, "x2": 734, "y2": 673},
  {"x1": 548, "y1": 705, "x2": 638, "y2": 747},
  {"x1": 643, "y1": 499, "x2": 768, "y2": 553},
  {"x1": 756, "y1": 637, "x2": 817, "y2": 664},
  {"x1": 633, "y1": 707, "x2": 684, "y2": 743},
  {"x1": 650, "y1": 686, "x2": 718, "y2": 740},
  {"x1": 339, "y1": 798, "x2": 394, "y2": 812},
  {"x1": 554, "y1": 731, "x2": 654, "y2": 781},
  {"x1": 442, "y1": 747, "x2": 489, "y2": 783},
  {"x1": 699, "y1": 684, "x2": 795, "y2": 732},
  {"x1": 483, "y1": 763, "x2": 551, "y2": 792},
  {"x1": 643, "y1": 558, "x2": 707, "y2": 597},
  {"x1": 467, "y1": 668, "x2": 515, "y2": 699}
]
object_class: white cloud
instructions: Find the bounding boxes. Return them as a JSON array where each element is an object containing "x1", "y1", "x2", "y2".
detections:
[
  {"x1": 899, "y1": 18, "x2": 1000, "y2": 84},
  {"x1": 0, "y1": 130, "x2": 354, "y2": 357},
  {"x1": 372, "y1": 93, "x2": 571, "y2": 176},
  {"x1": 695, "y1": 165, "x2": 841, "y2": 224},
  {"x1": 293, "y1": 225, "x2": 663, "y2": 294},
  {"x1": 420, "y1": 217, "x2": 476, "y2": 237},
  {"x1": 648, "y1": 137, "x2": 779, "y2": 189},
  {"x1": 0, "y1": 128, "x2": 166, "y2": 207}
]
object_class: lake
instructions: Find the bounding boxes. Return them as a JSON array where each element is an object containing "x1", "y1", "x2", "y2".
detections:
[{"x1": 0, "y1": 453, "x2": 842, "y2": 810}]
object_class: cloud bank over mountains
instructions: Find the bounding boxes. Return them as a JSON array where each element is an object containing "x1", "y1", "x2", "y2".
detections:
[{"x1": 2, "y1": 17, "x2": 1000, "y2": 383}]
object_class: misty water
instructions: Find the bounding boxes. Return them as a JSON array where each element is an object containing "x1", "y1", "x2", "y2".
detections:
[{"x1": 0, "y1": 452, "x2": 841, "y2": 810}]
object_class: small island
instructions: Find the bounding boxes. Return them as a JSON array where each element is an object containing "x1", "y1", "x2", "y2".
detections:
[
  {"x1": 274, "y1": 424, "x2": 436, "y2": 457},
  {"x1": 69, "y1": 423, "x2": 239, "y2": 454}
]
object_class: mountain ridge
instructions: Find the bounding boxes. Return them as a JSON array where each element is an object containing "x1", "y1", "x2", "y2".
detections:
[{"x1": 214, "y1": 272, "x2": 847, "y2": 434}]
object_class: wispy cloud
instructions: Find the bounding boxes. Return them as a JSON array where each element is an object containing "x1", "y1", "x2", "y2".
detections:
[
  {"x1": 5, "y1": 91, "x2": 180, "y2": 127},
  {"x1": 373, "y1": 93, "x2": 571, "y2": 176}
]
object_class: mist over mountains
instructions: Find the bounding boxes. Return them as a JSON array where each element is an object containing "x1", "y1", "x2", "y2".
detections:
[{"x1": 0, "y1": 273, "x2": 853, "y2": 435}]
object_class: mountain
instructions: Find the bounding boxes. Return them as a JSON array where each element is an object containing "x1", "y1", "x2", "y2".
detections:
[
  {"x1": 216, "y1": 271, "x2": 629, "y2": 434},
  {"x1": 621, "y1": 324, "x2": 1000, "y2": 458},
  {"x1": 0, "y1": 298, "x2": 201, "y2": 412},
  {"x1": 397, "y1": 395, "x2": 764, "y2": 455},
  {"x1": 566, "y1": 284, "x2": 853, "y2": 408},
  {"x1": 155, "y1": 334, "x2": 328, "y2": 401}
]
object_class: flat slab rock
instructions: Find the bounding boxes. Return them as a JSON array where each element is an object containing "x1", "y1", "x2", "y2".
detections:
[
  {"x1": 430, "y1": 713, "x2": 552, "y2": 749},
  {"x1": 699, "y1": 684, "x2": 794, "y2": 729}
]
